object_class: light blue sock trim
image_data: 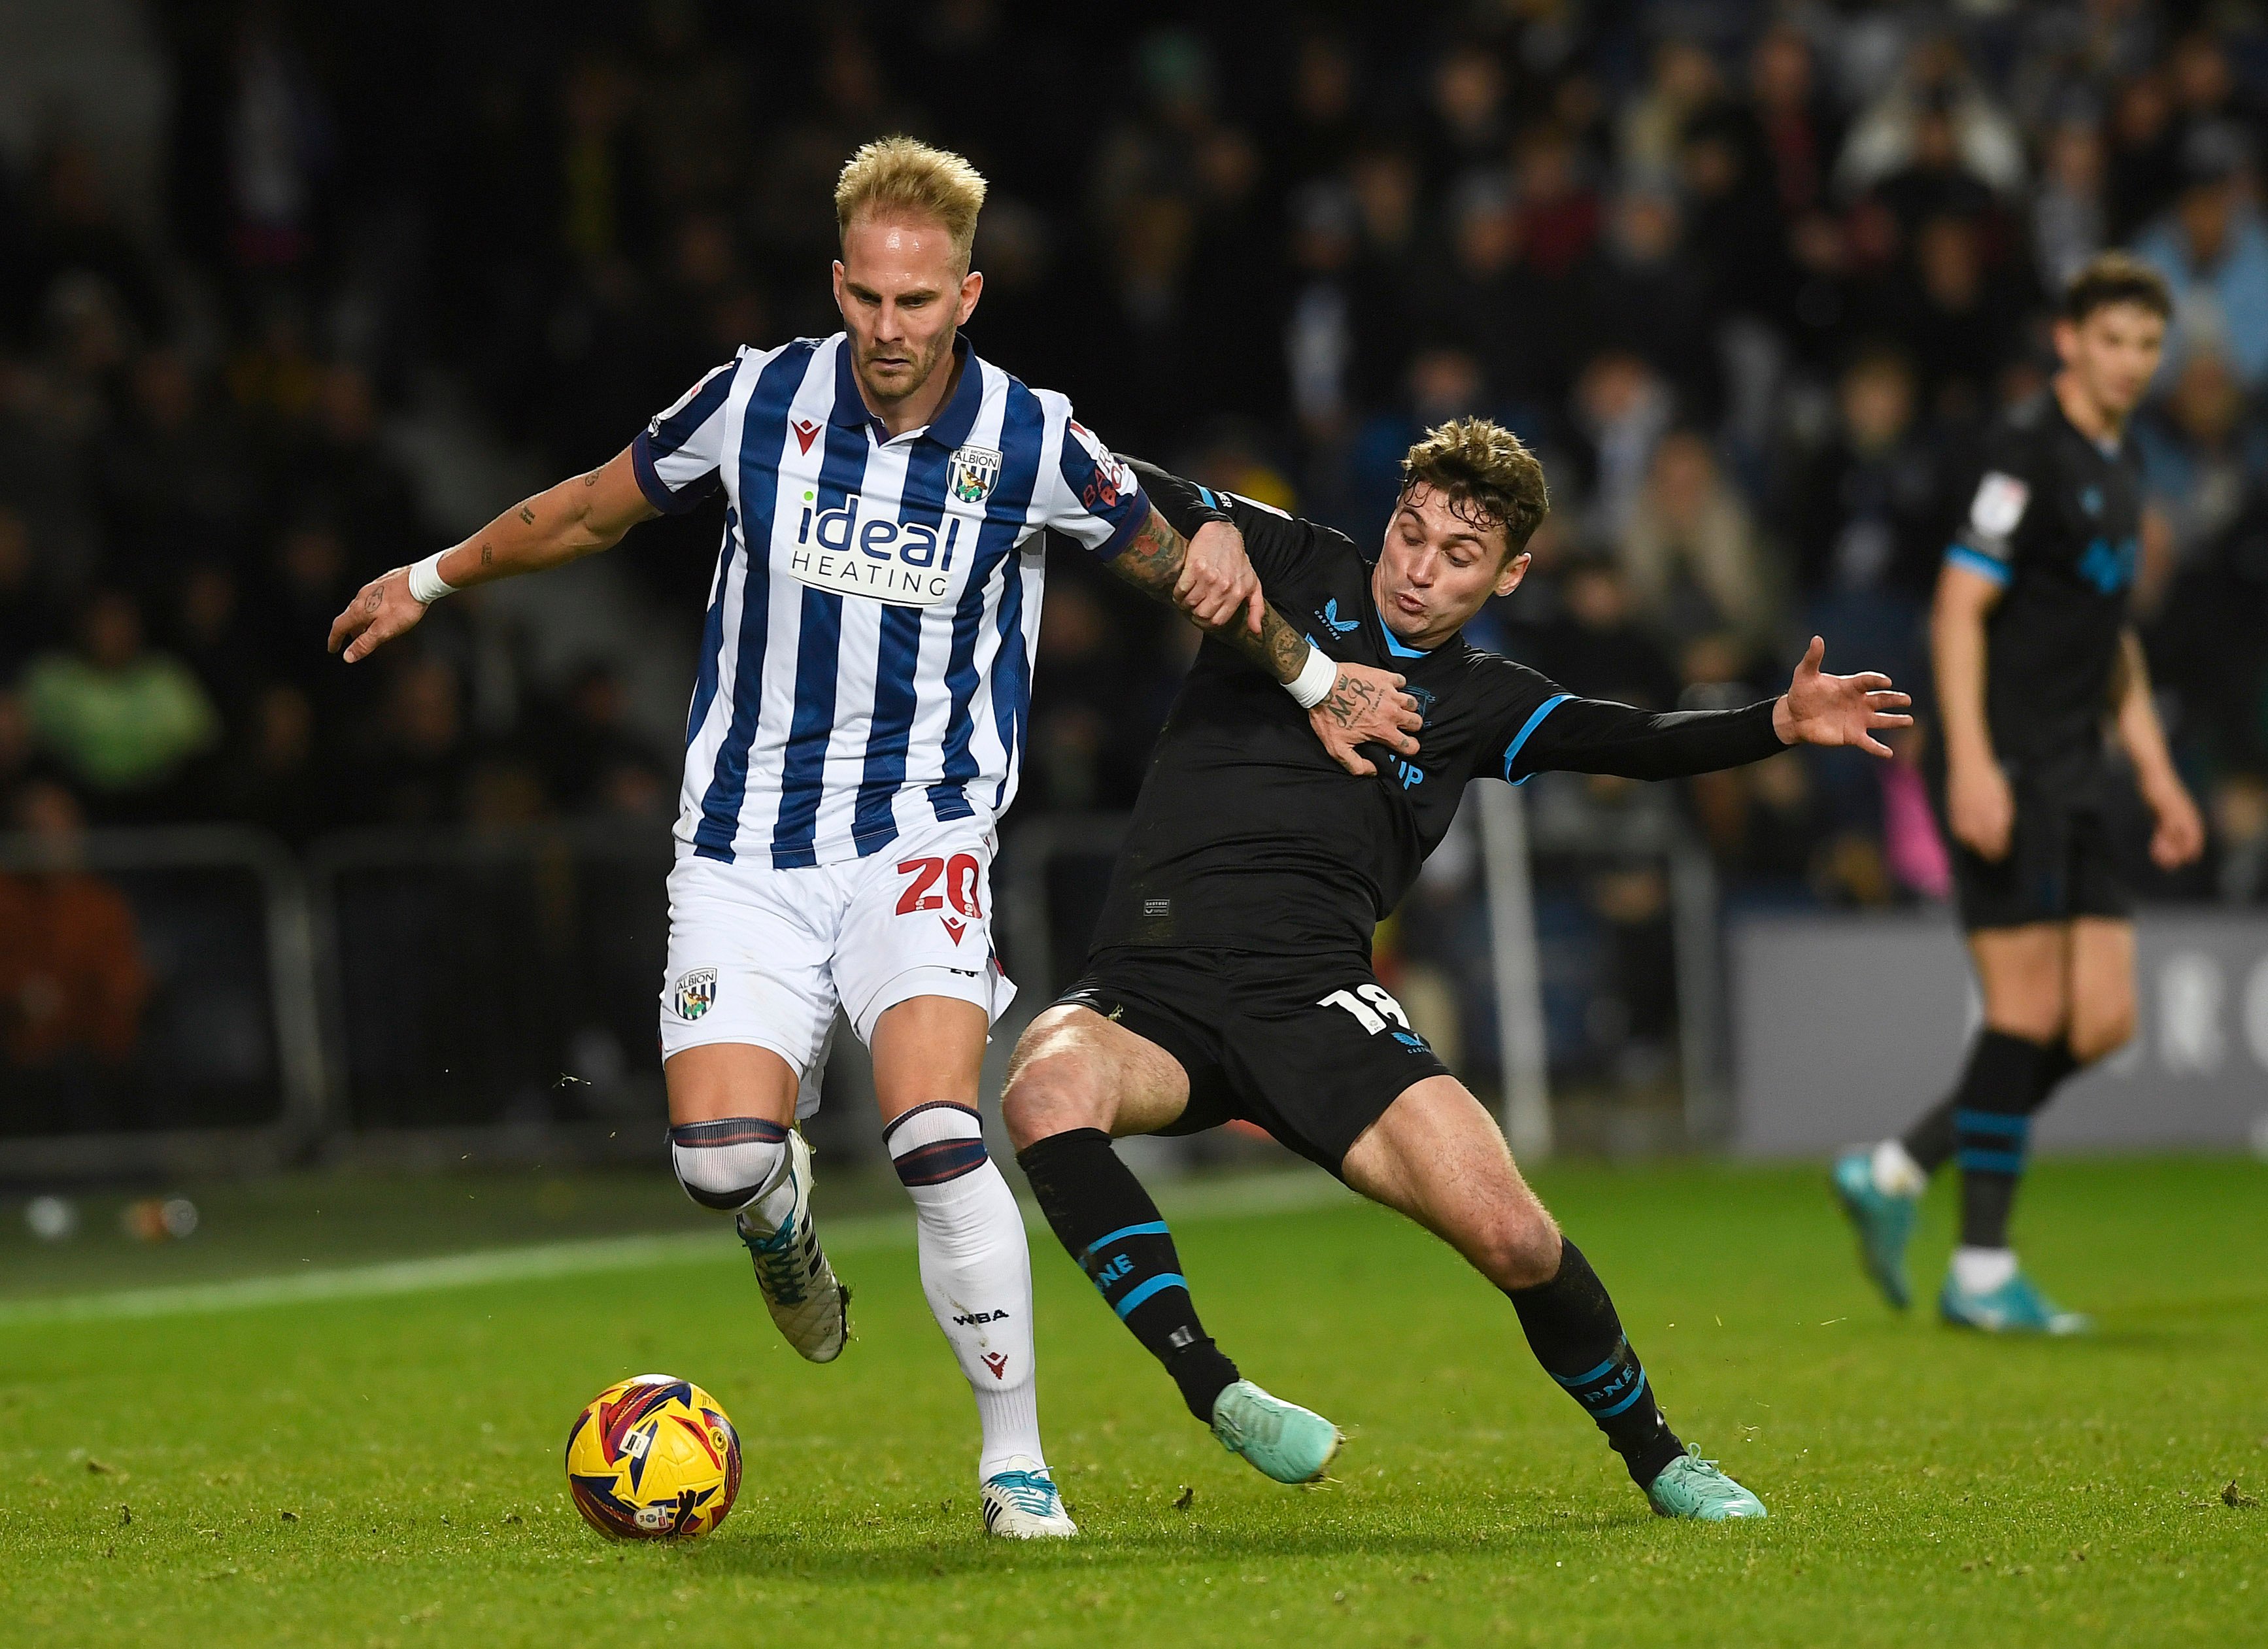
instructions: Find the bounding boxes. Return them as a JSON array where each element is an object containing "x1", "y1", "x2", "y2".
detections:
[{"x1": 1111, "y1": 1272, "x2": 1187, "y2": 1319}]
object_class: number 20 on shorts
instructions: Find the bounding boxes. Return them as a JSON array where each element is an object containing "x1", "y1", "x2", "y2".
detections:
[{"x1": 896, "y1": 853, "x2": 983, "y2": 919}]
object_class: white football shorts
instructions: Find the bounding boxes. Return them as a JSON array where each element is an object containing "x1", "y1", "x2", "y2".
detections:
[{"x1": 656, "y1": 814, "x2": 1016, "y2": 1117}]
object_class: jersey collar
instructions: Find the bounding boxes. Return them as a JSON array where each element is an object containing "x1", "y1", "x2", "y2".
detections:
[
  {"x1": 830, "y1": 333, "x2": 981, "y2": 449},
  {"x1": 1371, "y1": 603, "x2": 1436, "y2": 658}
]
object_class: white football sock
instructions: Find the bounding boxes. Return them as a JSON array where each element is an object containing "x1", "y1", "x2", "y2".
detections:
[
  {"x1": 1952, "y1": 1246, "x2": 2017, "y2": 1293},
  {"x1": 886, "y1": 1102, "x2": 1046, "y2": 1481},
  {"x1": 1870, "y1": 1139, "x2": 1927, "y2": 1198}
]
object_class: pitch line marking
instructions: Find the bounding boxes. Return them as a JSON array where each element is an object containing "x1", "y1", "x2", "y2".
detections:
[{"x1": 0, "y1": 1171, "x2": 1354, "y2": 1329}]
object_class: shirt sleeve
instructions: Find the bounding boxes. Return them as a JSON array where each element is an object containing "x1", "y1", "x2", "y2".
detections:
[
  {"x1": 1946, "y1": 426, "x2": 2032, "y2": 586},
  {"x1": 630, "y1": 353, "x2": 740, "y2": 515},
  {"x1": 1122, "y1": 456, "x2": 1318, "y2": 587},
  {"x1": 1036, "y1": 401, "x2": 1150, "y2": 556},
  {"x1": 1503, "y1": 692, "x2": 1787, "y2": 784}
]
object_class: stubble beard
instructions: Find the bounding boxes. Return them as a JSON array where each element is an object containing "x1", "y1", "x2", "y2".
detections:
[{"x1": 858, "y1": 327, "x2": 953, "y2": 411}]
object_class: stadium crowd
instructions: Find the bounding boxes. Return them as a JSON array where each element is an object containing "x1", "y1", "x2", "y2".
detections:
[{"x1": 7, "y1": 1, "x2": 2268, "y2": 930}]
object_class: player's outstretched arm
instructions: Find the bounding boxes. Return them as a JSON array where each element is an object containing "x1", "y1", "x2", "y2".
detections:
[
  {"x1": 328, "y1": 446, "x2": 659, "y2": 664},
  {"x1": 1770, "y1": 634, "x2": 1914, "y2": 756},
  {"x1": 2110, "y1": 628, "x2": 2205, "y2": 870},
  {"x1": 1106, "y1": 505, "x2": 1421, "y2": 775}
]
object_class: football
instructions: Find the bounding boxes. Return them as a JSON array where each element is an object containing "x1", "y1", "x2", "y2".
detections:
[{"x1": 564, "y1": 1374, "x2": 743, "y2": 1540}]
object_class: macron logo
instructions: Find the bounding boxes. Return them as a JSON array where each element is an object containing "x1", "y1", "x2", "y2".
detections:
[{"x1": 791, "y1": 418, "x2": 820, "y2": 454}]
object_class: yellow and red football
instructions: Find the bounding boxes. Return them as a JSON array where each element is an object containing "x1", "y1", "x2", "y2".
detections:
[{"x1": 564, "y1": 1374, "x2": 741, "y2": 1540}]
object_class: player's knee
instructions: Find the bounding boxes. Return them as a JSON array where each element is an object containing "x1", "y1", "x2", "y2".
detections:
[
  {"x1": 1000, "y1": 1036, "x2": 1115, "y2": 1151},
  {"x1": 2069, "y1": 998, "x2": 2135, "y2": 1067},
  {"x1": 1471, "y1": 1197, "x2": 1562, "y2": 1291}
]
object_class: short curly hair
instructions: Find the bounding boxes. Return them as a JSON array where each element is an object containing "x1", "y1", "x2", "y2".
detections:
[
  {"x1": 1398, "y1": 418, "x2": 1550, "y2": 559},
  {"x1": 836, "y1": 137, "x2": 987, "y2": 272}
]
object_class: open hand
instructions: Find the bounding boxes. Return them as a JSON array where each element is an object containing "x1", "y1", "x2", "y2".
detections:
[
  {"x1": 1771, "y1": 636, "x2": 1912, "y2": 758},
  {"x1": 1310, "y1": 660, "x2": 1423, "y2": 777},
  {"x1": 2147, "y1": 779, "x2": 2206, "y2": 870},
  {"x1": 329, "y1": 567, "x2": 428, "y2": 663},
  {"x1": 1179, "y1": 520, "x2": 1266, "y2": 634}
]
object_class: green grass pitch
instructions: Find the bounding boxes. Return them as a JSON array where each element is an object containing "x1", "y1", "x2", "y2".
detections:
[{"x1": 2, "y1": 1158, "x2": 2263, "y2": 1647}]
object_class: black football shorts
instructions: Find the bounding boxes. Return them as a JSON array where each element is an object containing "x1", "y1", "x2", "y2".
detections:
[
  {"x1": 1056, "y1": 945, "x2": 1455, "y2": 1176},
  {"x1": 1946, "y1": 765, "x2": 2131, "y2": 932}
]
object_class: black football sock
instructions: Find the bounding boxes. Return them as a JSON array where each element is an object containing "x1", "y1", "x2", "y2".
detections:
[
  {"x1": 1504, "y1": 1238, "x2": 1685, "y2": 1488},
  {"x1": 1899, "y1": 1095, "x2": 1957, "y2": 1177},
  {"x1": 1953, "y1": 1030, "x2": 2057, "y2": 1251},
  {"x1": 2025, "y1": 1041, "x2": 2079, "y2": 1114},
  {"x1": 1016, "y1": 1128, "x2": 1240, "y2": 1423}
]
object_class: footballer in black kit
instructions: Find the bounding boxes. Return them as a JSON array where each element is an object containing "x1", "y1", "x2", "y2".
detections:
[
  {"x1": 1936, "y1": 384, "x2": 2146, "y2": 930},
  {"x1": 1835, "y1": 253, "x2": 2205, "y2": 1334},
  {"x1": 1002, "y1": 418, "x2": 1910, "y2": 1522},
  {"x1": 1070, "y1": 462, "x2": 1786, "y2": 1174}
]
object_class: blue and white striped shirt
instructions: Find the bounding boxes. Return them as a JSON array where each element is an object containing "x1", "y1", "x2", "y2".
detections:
[{"x1": 631, "y1": 332, "x2": 1149, "y2": 868}]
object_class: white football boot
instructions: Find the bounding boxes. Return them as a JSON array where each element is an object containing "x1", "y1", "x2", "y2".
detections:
[
  {"x1": 979, "y1": 1457, "x2": 1077, "y2": 1538},
  {"x1": 733, "y1": 1130, "x2": 849, "y2": 1362}
]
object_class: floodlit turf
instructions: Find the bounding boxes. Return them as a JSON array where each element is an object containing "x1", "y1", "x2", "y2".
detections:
[{"x1": 2, "y1": 1159, "x2": 2263, "y2": 1648}]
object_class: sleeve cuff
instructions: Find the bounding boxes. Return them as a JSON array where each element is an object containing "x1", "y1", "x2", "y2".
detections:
[
  {"x1": 1944, "y1": 543, "x2": 2012, "y2": 585},
  {"x1": 1091, "y1": 485, "x2": 1151, "y2": 558},
  {"x1": 631, "y1": 430, "x2": 720, "y2": 516},
  {"x1": 1501, "y1": 692, "x2": 1574, "y2": 785}
]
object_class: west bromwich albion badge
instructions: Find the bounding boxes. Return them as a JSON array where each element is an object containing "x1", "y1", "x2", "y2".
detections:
[{"x1": 949, "y1": 445, "x2": 1001, "y2": 503}]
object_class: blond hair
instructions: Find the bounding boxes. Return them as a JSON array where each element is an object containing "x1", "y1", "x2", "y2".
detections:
[
  {"x1": 835, "y1": 137, "x2": 988, "y2": 270},
  {"x1": 1400, "y1": 418, "x2": 1550, "y2": 556}
]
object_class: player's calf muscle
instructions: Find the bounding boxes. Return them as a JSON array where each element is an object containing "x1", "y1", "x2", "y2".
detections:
[{"x1": 1001, "y1": 1017, "x2": 1115, "y2": 1147}]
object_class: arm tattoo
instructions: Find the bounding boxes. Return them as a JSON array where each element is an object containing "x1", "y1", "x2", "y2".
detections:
[
  {"x1": 518, "y1": 504, "x2": 537, "y2": 526},
  {"x1": 1107, "y1": 507, "x2": 1310, "y2": 683},
  {"x1": 479, "y1": 541, "x2": 494, "y2": 568}
]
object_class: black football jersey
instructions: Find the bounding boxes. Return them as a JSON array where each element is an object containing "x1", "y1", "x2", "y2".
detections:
[
  {"x1": 1086, "y1": 462, "x2": 1786, "y2": 960},
  {"x1": 1946, "y1": 391, "x2": 2144, "y2": 770}
]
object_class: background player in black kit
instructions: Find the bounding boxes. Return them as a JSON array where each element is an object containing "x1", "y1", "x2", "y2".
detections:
[
  {"x1": 1002, "y1": 422, "x2": 1910, "y2": 1521},
  {"x1": 1834, "y1": 254, "x2": 2206, "y2": 1334}
]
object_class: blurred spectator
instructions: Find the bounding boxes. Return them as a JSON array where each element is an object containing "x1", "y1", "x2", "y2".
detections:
[
  {"x1": 0, "y1": 778, "x2": 150, "y2": 1074},
  {"x1": 534, "y1": 662, "x2": 669, "y2": 819},
  {"x1": 2034, "y1": 118, "x2": 2109, "y2": 290},
  {"x1": 2135, "y1": 348, "x2": 2268, "y2": 569},
  {"x1": 1621, "y1": 39, "x2": 1723, "y2": 178},
  {"x1": 1781, "y1": 348, "x2": 1941, "y2": 603},
  {"x1": 209, "y1": 683, "x2": 335, "y2": 845},
  {"x1": 1617, "y1": 430, "x2": 1779, "y2": 659},
  {"x1": 361, "y1": 656, "x2": 471, "y2": 827},
  {"x1": 2133, "y1": 124, "x2": 2268, "y2": 388},
  {"x1": 1837, "y1": 37, "x2": 2025, "y2": 201},
  {"x1": 22, "y1": 591, "x2": 219, "y2": 814},
  {"x1": 0, "y1": 506, "x2": 59, "y2": 681},
  {"x1": 1572, "y1": 352, "x2": 1672, "y2": 541},
  {"x1": 1526, "y1": 556, "x2": 1681, "y2": 711},
  {"x1": 1585, "y1": 188, "x2": 1718, "y2": 417}
]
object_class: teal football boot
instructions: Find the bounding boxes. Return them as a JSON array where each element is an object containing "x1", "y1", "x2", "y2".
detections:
[
  {"x1": 1211, "y1": 1380, "x2": 1342, "y2": 1484},
  {"x1": 1646, "y1": 1446, "x2": 1768, "y2": 1522},
  {"x1": 1831, "y1": 1149, "x2": 1918, "y2": 1310},
  {"x1": 1938, "y1": 1270, "x2": 2091, "y2": 1334}
]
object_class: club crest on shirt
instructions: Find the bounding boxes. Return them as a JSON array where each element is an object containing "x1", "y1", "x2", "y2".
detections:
[
  {"x1": 949, "y1": 444, "x2": 1001, "y2": 503},
  {"x1": 673, "y1": 968, "x2": 717, "y2": 1021}
]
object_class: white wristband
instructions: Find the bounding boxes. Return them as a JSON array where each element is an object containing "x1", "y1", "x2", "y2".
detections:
[
  {"x1": 1285, "y1": 644, "x2": 1338, "y2": 709},
  {"x1": 406, "y1": 551, "x2": 458, "y2": 605}
]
